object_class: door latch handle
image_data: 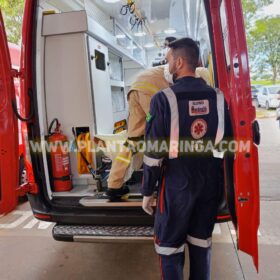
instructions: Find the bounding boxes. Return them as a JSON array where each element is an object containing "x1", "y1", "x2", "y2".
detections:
[{"x1": 238, "y1": 197, "x2": 249, "y2": 203}]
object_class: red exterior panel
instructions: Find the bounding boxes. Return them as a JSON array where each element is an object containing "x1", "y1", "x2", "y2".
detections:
[
  {"x1": 0, "y1": 11, "x2": 19, "y2": 214},
  {"x1": 20, "y1": 0, "x2": 37, "y2": 194}
]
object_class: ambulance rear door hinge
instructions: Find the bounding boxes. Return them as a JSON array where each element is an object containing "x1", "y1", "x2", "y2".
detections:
[
  {"x1": 29, "y1": 182, "x2": 39, "y2": 194},
  {"x1": 11, "y1": 68, "x2": 23, "y2": 78},
  {"x1": 19, "y1": 182, "x2": 39, "y2": 195}
]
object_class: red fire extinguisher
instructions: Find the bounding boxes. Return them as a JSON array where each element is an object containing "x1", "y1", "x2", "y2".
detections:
[{"x1": 48, "y1": 119, "x2": 72, "y2": 192}]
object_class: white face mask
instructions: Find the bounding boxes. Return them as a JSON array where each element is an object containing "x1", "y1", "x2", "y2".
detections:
[{"x1": 164, "y1": 64, "x2": 174, "y2": 85}]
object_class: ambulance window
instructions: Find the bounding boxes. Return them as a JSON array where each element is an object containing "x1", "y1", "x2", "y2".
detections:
[
  {"x1": 220, "y1": 1, "x2": 231, "y2": 67},
  {"x1": 95, "y1": 50, "x2": 106, "y2": 71}
]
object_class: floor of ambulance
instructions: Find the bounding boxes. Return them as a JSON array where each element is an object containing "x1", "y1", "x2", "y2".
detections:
[{"x1": 52, "y1": 182, "x2": 150, "y2": 207}]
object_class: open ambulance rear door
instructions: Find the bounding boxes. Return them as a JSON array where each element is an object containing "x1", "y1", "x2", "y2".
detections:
[
  {"x1": 0, "y1": 11, "x2": 19, "y2": 214},
  {"x1": 208, "y1": 0, "x2": 260, "y2": 271}
]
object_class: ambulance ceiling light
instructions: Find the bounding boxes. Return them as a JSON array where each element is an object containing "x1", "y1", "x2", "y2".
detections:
[
  {"x1": 103, "y1": 0, "x2": 120, "y2": 3},
  {"x1": 144, "y1": 43, "x2": 155, "y2": 48},
  {"x1": 116, "y1": 34, "x2": 126, "y2": 39},
  {"x1": 134, "y1": 32, "x2": 146, "y2": 37},
  {"x1": 127, "y1": 45, "x2": 137, "y2": 50},
  {"x1": 164, "y1": 28, "x2": 177, "y2": 34}
]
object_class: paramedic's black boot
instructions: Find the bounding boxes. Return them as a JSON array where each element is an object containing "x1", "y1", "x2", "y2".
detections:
[{"x1": 106, "y1": 186, "x2": 130, "y2": 201}]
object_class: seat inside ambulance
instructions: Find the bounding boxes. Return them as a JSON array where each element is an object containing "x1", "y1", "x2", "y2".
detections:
[{"x1": 34, "y1": 0, "x2": 227, "y2": 209}]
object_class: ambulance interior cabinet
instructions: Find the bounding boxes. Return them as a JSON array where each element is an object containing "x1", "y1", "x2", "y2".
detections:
[{"x1": 42, "y1": 11, "x2": 127, "y2": 180}]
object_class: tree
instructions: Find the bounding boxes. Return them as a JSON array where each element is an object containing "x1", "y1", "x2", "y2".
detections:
[
  {"x1": 249, "y1": 16, "x2": 280, "y2": 83},
  {"x1": 241, "y1": 0, "x2": 280, "y2": 82},
  {"x1": 0, "y1": 0, "x2": 25, "y2": 45},
  {"x1": 242, "y1": 0, "x2": 273, "y2": 30}
]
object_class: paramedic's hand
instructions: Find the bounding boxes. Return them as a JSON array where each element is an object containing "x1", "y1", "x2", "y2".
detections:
[{"x1": 142, "y1": 196, "x2": 154, "y2": 216}]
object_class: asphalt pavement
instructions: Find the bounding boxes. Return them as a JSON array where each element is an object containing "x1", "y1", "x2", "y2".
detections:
[{"x1": 257, "y1": 113, "x2": 280, "y2": 199}]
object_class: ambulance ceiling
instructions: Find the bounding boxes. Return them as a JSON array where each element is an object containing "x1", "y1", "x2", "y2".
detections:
[
  {"x1": 44, "y1": 0, "x2": 210, "y2": 51},
  {"x1": 90, "y1": 0, "x2": 188, "y2": 40},
  {"x1": 91, "y1": 0, "x2": 171, "y2": 21}
]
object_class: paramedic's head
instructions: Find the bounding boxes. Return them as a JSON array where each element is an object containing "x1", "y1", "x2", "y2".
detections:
[
  {"x1": 163, "y1": 37, "x2": 177, "y2": 48},
  {"x1": 166, "y1": 37, "x2": 200, "y2": 80}
]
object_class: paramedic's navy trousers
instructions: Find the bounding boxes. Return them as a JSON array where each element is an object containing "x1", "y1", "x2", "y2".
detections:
[
  {"x1": 159, "y1": 245, "x2": 211, "y2": 280},
  {"x1": 154, "y1": 158, "x2": 221, "y2": 280}
]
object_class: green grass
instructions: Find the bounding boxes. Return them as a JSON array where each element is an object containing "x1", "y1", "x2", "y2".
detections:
[
  {"x1": 256, "y1": 108, "x2": 277, "y2": 119},
  {"x1": 256, "y1": 111, "x2": 266, "y2": 118},
  {"x1": 251, "y1": 80, "x2": 280, "y2": 86}
]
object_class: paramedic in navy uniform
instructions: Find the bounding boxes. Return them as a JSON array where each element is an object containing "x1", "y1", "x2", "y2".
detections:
[{"x1": 141, "y1": 38, "x2": 227, "y2": 280}]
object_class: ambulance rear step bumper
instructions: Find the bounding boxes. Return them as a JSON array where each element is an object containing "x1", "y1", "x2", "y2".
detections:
[{"x1": 53, "y1": 224, "x2": 154, "y2": 243}]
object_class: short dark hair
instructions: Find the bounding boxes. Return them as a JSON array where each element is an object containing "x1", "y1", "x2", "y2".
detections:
[
  {"x1": 168, "y1": 37, "x2": 200, "y2": 72},
  {"x1": 165, "y1": 37, "x2": 177, "y2": 44}
]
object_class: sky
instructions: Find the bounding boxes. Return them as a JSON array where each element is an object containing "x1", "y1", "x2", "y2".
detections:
[{"x1": 261, "y1": 0, "x2": 280, "y2": 16}]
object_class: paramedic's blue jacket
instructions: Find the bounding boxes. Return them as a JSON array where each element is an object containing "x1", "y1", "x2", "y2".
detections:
[{"x1": 142, "y1": 76, "x2": 226, "y2": 197}]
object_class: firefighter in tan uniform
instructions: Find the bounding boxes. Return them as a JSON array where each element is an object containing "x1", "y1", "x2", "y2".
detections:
[
  {"x1": 106, "y1": 65, "x2": 170, "y2": 199},
  {"x1": 105, "y1": 64, "x2": 212, "y2": 200}
]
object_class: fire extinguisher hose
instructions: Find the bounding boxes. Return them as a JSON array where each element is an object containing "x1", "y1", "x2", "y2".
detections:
[{"x1": 48, "y1": 118, "x2": 60, "y2": 136}]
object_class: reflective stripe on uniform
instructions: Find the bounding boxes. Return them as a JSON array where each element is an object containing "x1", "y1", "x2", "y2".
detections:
[
  {"x1": 212, "y1": 149, "x2": 225, "y2": 159},
  {"x1": 162, "y1": 88, "x2": 179, "y2": 159},
  {"x1": 215, "y1": 88, "x2": 225, "y2": 145},
  {"x1": 131, "y1": 82, "x2": 160, "y2": 94},
  {"x1": 143, "y1": 155, "x2": 164, "y2": 167},
  {"x1": 115, "y1": 156, "x2": 131, "y2": 164},
  {"x1": 187, "y1": 235, "x2": 212, "y2": 248},
  {"x1": 155, "y1": 243, "x2": 185, "y2": 256}
]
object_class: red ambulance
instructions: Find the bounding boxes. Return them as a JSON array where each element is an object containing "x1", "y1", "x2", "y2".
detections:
[{"x1": 0, "y1": 0, "x2": 260, "y2": 271}]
